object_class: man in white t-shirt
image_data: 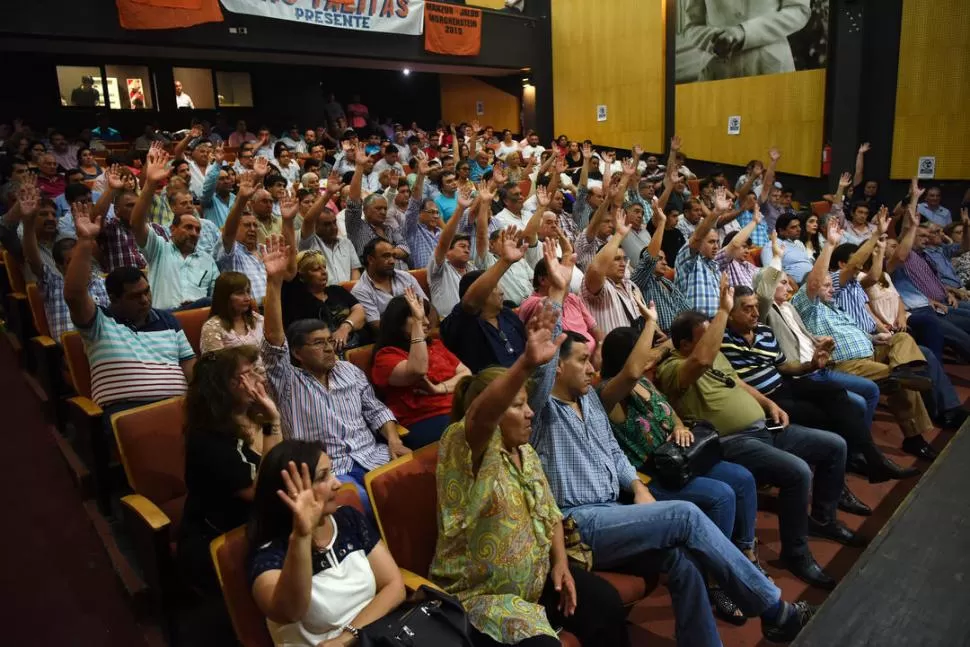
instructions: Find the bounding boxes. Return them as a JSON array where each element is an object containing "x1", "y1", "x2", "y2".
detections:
[
  {"x1": 521, "y1": 132, "x2": 546, "y2": 161},
  {"x1": 174, "y1": 81, "x2": 194, "y2": 109}
]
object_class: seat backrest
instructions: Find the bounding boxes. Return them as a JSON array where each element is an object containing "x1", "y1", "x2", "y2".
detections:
[
  {"x1": 211, "y1": 484, "x2": 362, "y2": 647},
  {"x1": 811, "y1": 200, "x2": 830, "y2": 217},
  {"x1": 340, "y1": 280, "x2": 357, "y2": 293},
  {"x1": 365, "y1": 443, "x2": 440, "y2": 576},
  {"x1": 409, "y1": 268, "x2": 430, "y2": 296},
  {"x1": 517, "y1": 178, "x2": 532, "y2": 198},
  {"x1": 346, "y1": 344, "x2": 374, "y2": 375},
  {"x1": 112, "y1": 398, "x2": 187, "y2": 524},
  {"x1": 174, "y1": 307, "x2": 209, "y2": 355},
  {"x1": 61, "y1": 330, "x2": 92, "y2": 398},
  {"x1": 688, "y1": 178, "x2": 700, "y2": 197},
  {"x1": 3, "y1": 250, "x2": 26, "y2": 293},
  {"x1": 26, "y1": 282, "x2": 51, "y2": 338}
]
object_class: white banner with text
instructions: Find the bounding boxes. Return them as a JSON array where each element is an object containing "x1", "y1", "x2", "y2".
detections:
[{"x1": 220, "y1": 0, "x2": 425, "y2": 35}]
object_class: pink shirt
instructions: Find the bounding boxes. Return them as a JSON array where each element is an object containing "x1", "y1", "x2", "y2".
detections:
[{"x1": 518, "y1": 292, "x2": 598, "y2": 353}]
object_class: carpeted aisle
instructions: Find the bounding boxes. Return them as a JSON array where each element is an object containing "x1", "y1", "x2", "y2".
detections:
[{"x1": 0, "y1": 341, "x2": 150, "y2": 647}]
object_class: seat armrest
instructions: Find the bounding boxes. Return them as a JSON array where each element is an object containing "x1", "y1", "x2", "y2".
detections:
[
  {"x1": 31, "y1": 334, "x2": 57, "y2": 348},
  {"x1": 637, "y1": 472, "x2": 651, "y2": 486},
  {"x1": 396, "y1": 423, "x2": 409, "y2": 438},
  {"x1": 399, "y1": 568, "x2": 444, "y2": 594},
  {"x1": 121, "y1": 494, "x2": 172, "y2": 531},
  {"x1": 67, "y1": 395, "x2": 103, "y2": 418}
]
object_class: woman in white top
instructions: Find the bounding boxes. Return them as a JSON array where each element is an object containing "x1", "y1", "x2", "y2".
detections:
[
  {"x1": 496, "y1": 129, "x2": 520, "y2": 160},
  {"x1": 201, "y1": 271, "x2": 265, "y2": 360},
  {"x1": 249, "y1": 440, "x2": 406, "y2": 647},
  {"x1": 275, "y1": 141, "x2": 302, "y2": 188}
]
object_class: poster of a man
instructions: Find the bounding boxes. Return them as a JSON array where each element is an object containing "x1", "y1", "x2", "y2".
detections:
[{"x1": 676, "y1": 0, "x2": 829, "y2": 83}]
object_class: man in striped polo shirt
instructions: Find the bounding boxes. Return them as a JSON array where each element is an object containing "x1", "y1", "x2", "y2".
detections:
[{"x1": 64, "y1": 204, "x2": 196, "y2": 429}]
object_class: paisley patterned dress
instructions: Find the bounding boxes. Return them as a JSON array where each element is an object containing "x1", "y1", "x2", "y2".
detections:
[{"x1": 429, "y1": 421, "x2": 562, "y2": 644}]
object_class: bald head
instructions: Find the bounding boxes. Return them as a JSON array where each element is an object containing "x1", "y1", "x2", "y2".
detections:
[{"x1": 252, "y1": 188, "x2": 274, "y2": 218}]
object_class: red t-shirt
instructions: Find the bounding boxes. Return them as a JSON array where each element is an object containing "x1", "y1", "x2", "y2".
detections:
[{"x1": 371, "y1": 339, "x2": 459, "y2": 427}]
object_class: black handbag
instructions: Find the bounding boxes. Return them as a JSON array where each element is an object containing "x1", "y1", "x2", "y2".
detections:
[
  {"x1": 359, "y1": 585, "x2": 473, "y2": 647},
  {"x1": 651, "y1": 421, "x2": 722, "y2": 489}
]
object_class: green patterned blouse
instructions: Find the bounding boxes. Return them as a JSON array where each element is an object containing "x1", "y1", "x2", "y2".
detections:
[
  {"x1": 429, "y1": 421, "x2": 563, "y2": 643},
  {"x1": 598, "y1": 377, "x2": 677, "y2": 469}
]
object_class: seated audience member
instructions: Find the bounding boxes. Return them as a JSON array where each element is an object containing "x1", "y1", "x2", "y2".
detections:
[
  {"x1": 655, "y1": 279, "x2": 853, "y2": 590},
  {"x1": 283, "y1": 250, "x2": 367, "y2": 351},
  {"x1": 718, "y1": 211, "x2": 762, "y2": 288},
  {"x1": 399, "y1": 159, "x2": 444, "y2": 270},
  {"x1": 433, "y1": 169, "x2": 460, "y2": 224},
  {"x1": 372, "y1": 144, "x2": 404, "y2": 176},
  {"x1": 723, "y1": 286, "x2": 919, "y2": 493},
  {"x1": 428, "y1": 186, "x2": 478, "y2": 316},
  {"x1": 766, "y1": 212, "x2": 816, "y2": 285},
  {"x1": 131, "y1": 149, "x2": 217, "y2": 310},
  {"x1": 298, "y1": 175, "x2": 361, "y2": 285},
  {"x1": 228, "y1": 120, "x2": 256, "y2": 149},
  {"x1": 598, "y1": 321, "x2": 762, "y2": 622},
  {"x1": 675, "y1": 197, "x2": 705, "y2": 241},
  {"x1": 840, "y1": 201, "x2": 876, "y2": 247},
  {"x1": 921, "y1": 211, "x2": 970, "y2": 295},
  {"x1": 582, "y1": 210, "x2": 649, "y2": 336},
  {"x1": 629, "y1": 205, "x2": 692, "y2": 333},
  {"x1": 178, "y1": 346, "x2": 282, "y2": 588},
  {"x1": 795, "y1": 221, "x2": 941, "y2": 461},
  {"x1": 0, "y1": 185, "x2": 59, "y2": 283},
  {"x1": 200, "y1": 272, "x2": 265, "y2": 358},
  {"x1": 673, "y1": 198, "x2": 729, "y2": 317},
  {"x1": 430, "y1": 306, "x2": 631, "y2": 647},
  {"x1": 472, "y1": 196, "x2": 542, "y2": 306},
  {"x1": 49, "y1": 131, "x2": 80, "y2": 172},
  {"x1": 528, "y1": 250, "x2": 817, "y2": 645},
  {"x1": 800, "y1": 210, "x2": 825, "y2": 260},
  {"x1": 273, "y1": 142, "x2": 301, "y2": 187},
  {"x1": 440, "y1": 228, "x2": 529, "y2": 374},
  {"x1": 261, "y1": 238, "x2": 408, "y2": 511},
  {"x1": 829, "y1": 238, "x2": 968, "y2": 430},
  {"x1": 573, "y1": 182, "x2": 620, "y2": 271},
  {"x1": 64, "y1": 207, "x2": 196, "y2": 423},
  {"x1": 533, "y1": 202, "x2": 584, "y2": 294},
  {"x1": 77, "y1": 147, "x2": 102, "y2": 181},
  {"x1": 200, "y1": 145, "x2": 235, "y2": 227},
  {"x1": 346, "y1": 144, "x2": 410, "y2": 269},
  {"x1": 917, "y1": 185, "x2": 951, "y2": 226},
  {"x1": 20, "y1": 192, "x2": 108, "y2": 340},
  {"x1": 248, "y1": 441, "x2": 406, "y2": 647},
  {"x1": 351, "y1": 237, "x2": 430, "y2": 334},
  {"x1": 371, "y1": 290, "x2": 469, "y2": 449},
  {"x1": 519, "y1": 255, "x2": 603, "y2": 370},
  {"x1": 36, "y1": 153, "x2": 66, "y2": 199},
  {"x1": 493, "y1": 179, "x2": 530, "y2": 230}
]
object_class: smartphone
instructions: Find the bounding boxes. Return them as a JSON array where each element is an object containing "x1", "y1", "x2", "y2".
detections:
[{"x1": 766, "y1": 423, "x2": 785, "y2": 434}]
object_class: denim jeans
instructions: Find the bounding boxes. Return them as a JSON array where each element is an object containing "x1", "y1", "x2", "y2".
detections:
[
  {"x1": 920, "y1": 345, "x2": 962, "y2": 418},
  {"x1": 647, "y1": 460, "x2": 757, "y2": 551},
  {"x1": 906, "y1": 310, "x2": 945, "y2": 361},
  {"x1": 565, "y1": 499, "x2": 780, "y2": 647},
  {"x1": 911, "y1": 305, "x2": 970, "y2": 360},
  {"x1": 802, "y1": 368, "x2": 879, "y2": 430},
  {"x1": 402, "y1": 414, "x2": 450, "y2": 450},
  {"x1": 719, "y1": 423, "x2": 847, "y2": 558},
  {"x1": 337, "y1": 462, "x2": 373, "y2": 519}
]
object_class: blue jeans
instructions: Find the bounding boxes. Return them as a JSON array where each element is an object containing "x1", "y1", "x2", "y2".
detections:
[
  {"x1": 920, "y1": 345, "x2": 962, "y2": 417},
  {"x1": 402, "y1": 414, "x2": 450, "y2": 450},
  {"x1": 647, "y1": 460, "x2": 757, "y2": 551},
  {"x1": 565, "y1": 500, "x2": 780, "y2": 647},
  {"x1": 911, "y1": 305, "x2": 970, "y2": 360},
  {"x1": 337, "y1": 462, "x2": 373, "y2": 519},
  {"x1": 719, "y1": 423, "x2": 846, "y2": 558},
  {"x1": 907, "y1": 310, "x2": 945, "y2": 361},
  {"x1": 803, "y1": 368, "x2": 880, "y2": 430}
]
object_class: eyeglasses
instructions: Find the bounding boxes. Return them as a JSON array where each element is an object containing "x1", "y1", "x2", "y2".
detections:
[
  {"x1": 706, "y1": 368, "x2": 736, "y2": 388},
  {"x1": 304, "y1": 338, "x2": 335, "y2": 349},
  {"x1": 422, "y1": 208, "x2": 440, "y2": 215}
]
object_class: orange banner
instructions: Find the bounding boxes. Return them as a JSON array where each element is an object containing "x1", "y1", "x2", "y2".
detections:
[
  {"x1": 424, "y1": 2, "x2": 482, "y2": 57},
  {"x1": 117, "y1": 0, "x2": 223, "y2": 30}
]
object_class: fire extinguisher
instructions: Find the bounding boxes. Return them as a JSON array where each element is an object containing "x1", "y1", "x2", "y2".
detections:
[{"x1": 821, "y1": 143, "x2": 832, "y2": 176}]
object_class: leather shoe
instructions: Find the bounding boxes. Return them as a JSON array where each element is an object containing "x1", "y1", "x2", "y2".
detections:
[
  {"x1": 902, "y1": 436, "x2": 939, "y2": 462},
  {"x1": 867, "y1": 454, "x2": 920, "y2": 483},
  {"x1": 780, "y1": 553, "x2": 836, "y2": 590},
  {"x1": 762, "y1": 600, "x2": 820, "y2": 643},
  {"x1": 890, "y1": 367, "x2": 933, "y2": 392},
  {"x1": 808, "y1": 517, "x2": 867, "y2": 547},
  {"x1": 874, "y1": 376, "x2": 901, "y2": 394},
  {"x1": 846, "y1": 453, "x2": 869, "y2": 478},
  {"x1": 838, "y1": 486, "x2": 872, "y2": 516},
  {"x1": 940, "y1": 408, "x2": 969, "y2": 431}
]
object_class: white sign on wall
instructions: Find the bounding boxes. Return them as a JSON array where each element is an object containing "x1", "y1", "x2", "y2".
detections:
[
  {"x1": 220, "y1": 0, "x2": 425, "y2": 35},
  {"x1": 727, "y1": 115, "x2": 741, "y2": 135},
  {"x1": 475, "y1": 100, "x2": 484, "y2": 116},
  {"x1": 918, "y1": 156, "x2": 936, "y2": 179},
  {"x1": 596, "y1": 105, "x2": 608, "y2": 122}
]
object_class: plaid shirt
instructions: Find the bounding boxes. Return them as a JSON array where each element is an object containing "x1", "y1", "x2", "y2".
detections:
[
  {"x1": 792, "y1": 285, "x2": 874, "y2": 362},
  {"x1": 345, "y1": 198, "x2": 410, "y2": 271},
  {"x1": 736, "y1": 210, "x2": 770, "y2": 247},
  {"x1": 573, "y1": 185, "x2": 593, "y2": 229},
  {"x1": 630, "y1": 251, "x2": 692, "y2": 332},
  {"x1": 41, "y1": 264, "x2": 109, "y2": 341},
  {"x1": 529, "y1": 304, "x2": 640, "y2": 510},
  {"x1": 399, "y1": 194, "x2": 439, "y2": 270},
  {"x1": 574, "y1": 234, "x2": 605, "y2": 272},
  {"x1": 922, "y1": 244, "x2": 964, "y2": 289},
  {"x1": 97, "y1": 216, "x2": 169, "y2": 272},
  {"x1": 674, "y1": 246, "x2": 724, "y2": 318},
  {"x1": 216, "y1": 242, "x2": 267, "y2": 303},
  {"x1": 902, "y1": 250, "x2": 948, "y2": 302},
  {"x1": 830, "y1": 272, "x2": 877, "y2": 334}
]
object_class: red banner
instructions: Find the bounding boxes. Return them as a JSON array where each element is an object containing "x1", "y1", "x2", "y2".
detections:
[
  {"x1": 424, "y1": 2, "x2": 482, "y2": 57},
  {"x1": 117, "y1": 0, "x2": 223, "y2": 30}
]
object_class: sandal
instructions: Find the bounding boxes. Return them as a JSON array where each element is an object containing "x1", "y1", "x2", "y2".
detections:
[
  {"x1": 750, "y1": 556, "x2": 774, "y2": 583},
  {"x1": 709, "y1": 586, "x2": 748, "y2": 626}
]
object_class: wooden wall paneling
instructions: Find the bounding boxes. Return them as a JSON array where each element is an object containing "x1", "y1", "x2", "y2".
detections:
[{"x1": 439, "y1": 75, "x2": 520, "y2": 132}]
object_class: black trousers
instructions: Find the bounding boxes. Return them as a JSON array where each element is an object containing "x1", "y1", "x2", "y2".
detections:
[
  {"x1": 770, "y1": 379, "x2": 875, "y2": 455},
  {"x1": 470, "y1": 565, "x2": 630, "y2": 647}
]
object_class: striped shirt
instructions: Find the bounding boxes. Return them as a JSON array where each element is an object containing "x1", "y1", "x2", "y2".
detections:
[
  {"x1": 140, "y1": 227, "x2": 218, "y2": 311},
  {"x1": 721, "y1": 256, "x2": 759, "y2": 289},
  {"x1": 216, "y1": 242, "x2": 267, "y2": 304},
  {"x1": 41, "y1": 265, "x2": 109, "y2": 342},
  {"x1": 344, "y1": 198, "x2": 410, "y2": 271},
  {"x1": 721, "y1": 325, "x2": 785, "y2": 395},
  {"x1": 630, "y1": 251, "x2": 692, "y2": 332},
  {"x1": 399, "y1": 194, "x2": 439, "y2": 270},
  {"x1": 581, "y1": 274, "x2": 646, "y2": 336},
  {"x1": 791, "y1": 285, "x2": 874, "y2": 363},
  {"x1": 261, "y1": 338, "x2": 394, "y2": 475},
  {"x1": 78, "y1": 308, "x2": 194, "y2": 407},
  {"x1": 830, "y1": 272, "x2": 877, "y2": 334},
  {"x1": 901, "y1": 251, "x2": 947, "y2": 302},
  {"x1": 674, "y1": 246, "x2": 725, "y2": 318},
  {"x1": 351, "y1": 269, "x2": 428, "y2": 323},
  {"x1": 97, "y1": 215, "x2": 169, "y2": 272}
]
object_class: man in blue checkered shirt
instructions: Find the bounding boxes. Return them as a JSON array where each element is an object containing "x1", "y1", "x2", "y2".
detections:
[{"x1": 674, "y1": 198, "x2": 724, "y2": 317}]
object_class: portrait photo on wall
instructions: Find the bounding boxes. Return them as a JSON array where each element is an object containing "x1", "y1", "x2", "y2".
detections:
[{"x1": 675, "y1": 0, "x2": 830, "y2": 83}]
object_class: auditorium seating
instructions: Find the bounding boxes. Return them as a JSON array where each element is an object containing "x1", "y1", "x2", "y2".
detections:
[
  {"x1": 3, "y1": 250, "x2": 33, "y2": 363},
  {"x1": 210, "y1": 484, "x2": 363, "y2": 647},
  {"x1": 346, "y1": 343, "x2": 374, "y2": 374},
  {"x1": 811, "y1": 200, "x2": 830, "y2": 218},
  {"x1": 25, "y1": 282, "x2": 66, "y2": 425},
  {"x1": 365, "y1": 444, "x2": 652, "y2": 647}
]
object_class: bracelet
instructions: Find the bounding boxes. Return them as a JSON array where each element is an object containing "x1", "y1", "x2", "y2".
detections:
[
  {"x1": 262, "y1": 422, "x2": 281, "y2": 437},
  {"x1": 339, "y1": 319, "x2": 354, "y2": 331},
  {"x1": 410, "y1": 338, "x2": 427, "y2": 344},
  {"x1": 343, "y1": 624, "x2": 361, "y2": 639}
]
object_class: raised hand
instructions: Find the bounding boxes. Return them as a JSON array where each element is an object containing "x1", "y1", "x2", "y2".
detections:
[
  {"x1": 632, "y1": 144, "x2": 644, "y2": 158},
  {"x1": 106, "y1": 163, "x2": 125, "y2": 191},
  {"x1": 17, "y1": 184, "x2": 40, "y2": 220},
  {"x1": 642, "y1": 299, "x2": 658, "y2": 323},
  {"x1": 276, "y1": 461, "x2": 326, "y2": 538},
  {"x1": 670, "y1": 135, "x2": 682, "y2": 151},
  {"x1": 353, "y1": 142, "x2": 368, "y2": 167},
  {"x1": 213, "y1": 141, "x2": 225, "y2": 165},
  {"x1": 622, "y1": 157, "x2": 637, "y2": 176},
  {"x1": 770, "y1": 231, "x2": 783, "y2": 259},
  {"x1": 838, "y1": 171, "x2": 852, "y2": 189},
  {"x1": 476, "y1": 180, "x2": 495, "y2": 203},
  {"x1": 189, "y1": 125, "x2": 203, "y2": 140},
  {"x1": 826, "y1": 219, "x2": 844, "y2": 246},
  {"x1": 752, "y1": 201, "x2": 763, "y2": 224},
  {"x1": 875, "y1": 205, "x2": 890, "y2": 235},
  {"x1": 714, "y1": 186, "x2": 732, "y2": 211},
  {"x1": 910, "y1": 177, "x2": 925, "y2": 202},
  {"x1": 387, "y1": 171, "x2": 401, "y2": 189},
  {"x1": 602, "y1": 150, "x2": 616, "y2": 165},
  {"x1": 280, "y1": 194, "x2": 300, "y2": 221},
  {"x1": 403, "y1": 286, "x2": 425, "y2": 320},
  {"x1": 260, "y1": 234, "x2": 291, "y2": 280},
  {"x1": 499, "y1": 226, "x2": 528, "y2": 264},
  {"x1": 416, "y1": 152, "x2": 432, "y2": 176},
  {"x1": 536, "y1": 185, "x2": 550, "y2": 208},
  {"x1": 541, "y1": 238, "x2": 568, "y2": 292},
  {"x1": 237, "y1": 171, "x2": 258, "y2": 199},
  {"x1": 614, "y1": 208, "x2": 631, "y2": 237},
  {"x1": 768, "y1": 147, "x2": 781, "y2": 162},
  {"x1": 523, "y1": 302, "x2": 566, "y2": 369},
  {"x1": 581, "y1": 142, "x2": 592, "y2": 158},
  {"x1": 253, "y1": 156, "x2": 270, "y2": 178},
  {"x1": 651, "y1": 197, "x2": 667, "y2": 223},
  {"x1": 457, "y1": 185, "x2": 475, "y2": 210},
  {"x1": 858, "y1": 142, "x2": 871, "y2": 155},
  {"x1": 145, "y1": 146, "x2": 171, "y2": 184},
  {"x1": 492, "y1": 164, "x2": 508, "y2": 186},
  {"x1": 470, "y1": 119, "x2": 481, "y2": 134},
  {"x1": 555, "y1": 154, "x2": 568, "y2": 175},
  {"x1": 73, "y1": 201, "x2": 102, "y2": 239},
  {"x1": 718, "y1": 273, "x2": 734, "y2": 313},
  {"x1": 326, "y1": 171, "x2": 343, "y2": 194},
  {"x1": 241, "y1": 373, "x2": 280, "y2": 423}
]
